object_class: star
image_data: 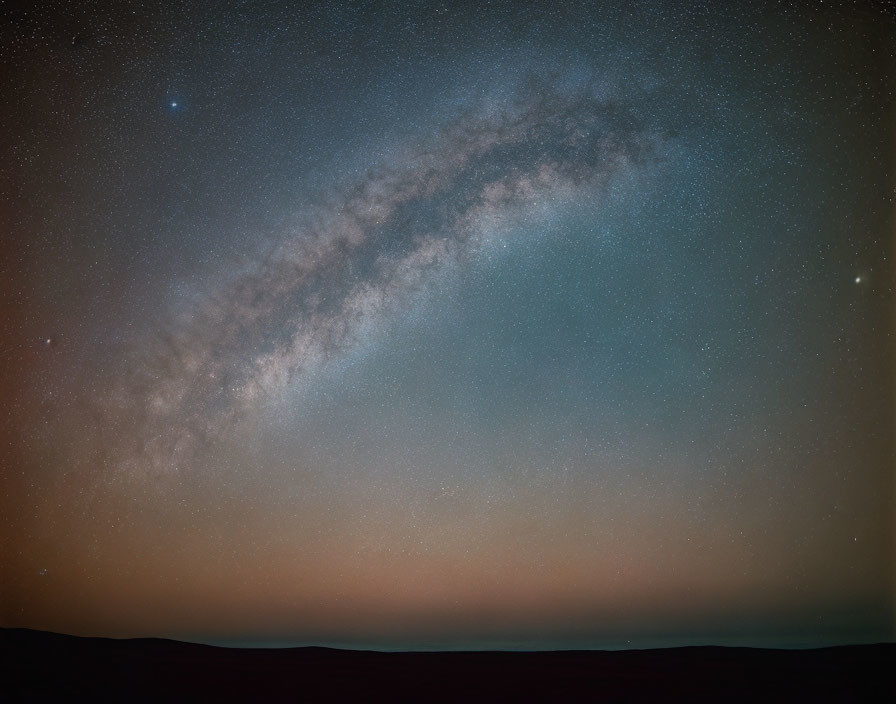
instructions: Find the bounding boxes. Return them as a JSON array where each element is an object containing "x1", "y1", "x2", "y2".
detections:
[{"x1": 855, "y1": 276, "x2": 862, "y2": 284}]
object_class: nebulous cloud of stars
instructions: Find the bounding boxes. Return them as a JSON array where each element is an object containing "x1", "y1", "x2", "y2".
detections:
[{"x1": 89, "y1": 78, "x2": 665, "y2": 480}]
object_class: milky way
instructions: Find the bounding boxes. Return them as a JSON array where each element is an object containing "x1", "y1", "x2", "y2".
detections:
[{"x1": 98, "y1": 80, "x2": 664, "y2": 479}]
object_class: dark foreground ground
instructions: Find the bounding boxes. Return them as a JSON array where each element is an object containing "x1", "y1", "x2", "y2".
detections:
[{"x1": 2, "y1": 628, "x2": 893, "y2": 702}]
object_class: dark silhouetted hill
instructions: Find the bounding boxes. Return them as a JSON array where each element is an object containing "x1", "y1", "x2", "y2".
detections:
[{"x1": 2, "y1": 628, "x2": 893, "y2": 702}]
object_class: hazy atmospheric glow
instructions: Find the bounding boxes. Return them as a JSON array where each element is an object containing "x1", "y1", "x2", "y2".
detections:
[{"x1": 1, "y1": 0, "x2": 893, "y2": 649}]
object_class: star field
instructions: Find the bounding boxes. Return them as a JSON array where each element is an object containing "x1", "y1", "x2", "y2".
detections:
[{"x1": 1, "y1": 0, "x2": 893, "y2": 649}]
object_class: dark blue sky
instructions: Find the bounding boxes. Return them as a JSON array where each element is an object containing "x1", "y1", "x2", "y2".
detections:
[{"x1": 1, "y1": 0, "x2": 893, "y2": 649}]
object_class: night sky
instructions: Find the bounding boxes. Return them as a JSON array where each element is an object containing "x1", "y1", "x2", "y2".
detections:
[{"x1": 1, "y1": 0, "x2": 894, "y2": 650}]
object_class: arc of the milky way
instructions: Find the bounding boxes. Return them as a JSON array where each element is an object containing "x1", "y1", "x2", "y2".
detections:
[{"x1": 99, "y1": 80, "x2": 664, "y2": 476}]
